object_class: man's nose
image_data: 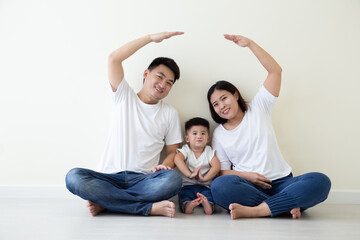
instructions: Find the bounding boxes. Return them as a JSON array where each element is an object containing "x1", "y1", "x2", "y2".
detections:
[{"x1": 159, "y1": 80, "x2": 167, "y2": 88}]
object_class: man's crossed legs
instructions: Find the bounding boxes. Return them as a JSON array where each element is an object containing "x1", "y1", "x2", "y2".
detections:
[{"x1": 65, "y1": 168, "x2": 182, "y2": 217}]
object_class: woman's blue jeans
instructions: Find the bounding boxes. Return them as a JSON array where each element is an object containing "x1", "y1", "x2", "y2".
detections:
[
  {"x1": 65, "y1": 168, "x2": 182, "y2": 216},
  {"x1": 211, "y1": 172, "x2": 331, "y2": 217}
]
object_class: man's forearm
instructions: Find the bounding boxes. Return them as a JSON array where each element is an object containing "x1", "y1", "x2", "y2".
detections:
[
  {"x1": 109, "y1": 35, "x2": 152, "y2": 63},
  {"x1": 162, "y1": 152, "x2": 176, "y2": 169}
]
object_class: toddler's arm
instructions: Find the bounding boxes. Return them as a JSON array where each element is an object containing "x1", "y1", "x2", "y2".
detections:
[
  {"x1": 198, "y1": 154, "x2": 221, "y2": 182},
  {"x1": 174, "y1": 152, "x2": 199, "y2": 178}
]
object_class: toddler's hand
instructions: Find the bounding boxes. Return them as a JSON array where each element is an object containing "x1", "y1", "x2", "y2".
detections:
[{"x1": 189, "y1": 167, "x2": 200, "y2": 179}]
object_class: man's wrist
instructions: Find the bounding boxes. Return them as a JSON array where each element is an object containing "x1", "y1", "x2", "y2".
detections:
[{"x1": 146, "y1": 34, "x2": 152, "y2": 43}]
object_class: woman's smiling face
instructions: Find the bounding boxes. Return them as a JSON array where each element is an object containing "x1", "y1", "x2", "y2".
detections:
[{"x1": 210, "y1": 89, "x2": 240, "y2": 121}]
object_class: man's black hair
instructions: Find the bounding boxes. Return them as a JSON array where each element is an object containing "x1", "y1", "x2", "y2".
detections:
[{"x1": 148, "y1": 57, "x2": 180, "y2": 82}]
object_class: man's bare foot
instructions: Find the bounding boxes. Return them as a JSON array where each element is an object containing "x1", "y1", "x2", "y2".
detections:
[
  {"x1": 86, "y1": 201, "x2": 105, "y2": 216},
  {"x1": 197, "y1": 193, "x2": 213, "y2": 215},
  {"x1": 229, "y1": 202, "x2": 271, "y2": 219},
  {"x1": 149, "y1": 200, "x2": 176, "y2": 218},
  {"x1": 290, "y1": 208, "x2": 301, "y2": 219},
  {"x1": 184, "y1": 198, "x2": 202, "y2": 214}
]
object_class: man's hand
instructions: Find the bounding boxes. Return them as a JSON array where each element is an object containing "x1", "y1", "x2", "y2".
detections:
[
  {"x1": 150, "y1": 32, "x2": 184, "y2": 43},
  {"x1": 152, "y1": 164, "x2": 172, "y2": 173}
]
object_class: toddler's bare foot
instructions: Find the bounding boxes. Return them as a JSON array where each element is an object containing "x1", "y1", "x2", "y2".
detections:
[
  {"x1": 290, "y1": 208, "x2": 301, "y2": 219},
  {"x1": 197, "y1": 193, "x2": 213, "y2": 215},
  {"x1": 86, "y1": 201, "x2": 105, "y2": 216},
  {"x1": 149, "y1": 200, "x2": 176, "y2": 218},
  {"x1": 184, "y1": 198, "x2": 202, "y2": 214}
]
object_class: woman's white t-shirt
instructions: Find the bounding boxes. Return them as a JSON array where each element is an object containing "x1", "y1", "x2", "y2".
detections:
[
  {"x1": 212, "y1": 85, "x2": 291, "y2": 180},
  {"x1": 97, "y1": 79, "x2": 183, "y2": 174}
]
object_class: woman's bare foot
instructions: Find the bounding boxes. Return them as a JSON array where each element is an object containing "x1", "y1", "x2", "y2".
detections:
[
  {"x1": 229, "y1": 203, "x2": 252, "y2": 219},
  {"x1": 184, "y1": 198, "x2": 202, "y2": 214},
  {"x1": 197, "y1": 193, "x2": 213, "y2": 215},
  {"x1": 290, "y1": 208, "x2": 301, "y2": 219},
  {"x1": 149, "y1": 200, "x2": 176, "y2": 218},
  {"x1": 86, "y1": 201, "x2": 105, "y2": 216},
  {"x1": 229, "y1": 202, "x2": 271, "y2": 219}
]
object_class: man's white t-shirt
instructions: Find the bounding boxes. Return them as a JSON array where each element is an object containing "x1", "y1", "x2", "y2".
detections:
[
  {"x1": 176, "y1": 144, "x2": 215, "y2": 188},
  {"x1": 97, "y1": 79, "x2": 183, "y2": 174},
  {"x1": 212, "y1": 85, "x2": 291, "y2": 181}
]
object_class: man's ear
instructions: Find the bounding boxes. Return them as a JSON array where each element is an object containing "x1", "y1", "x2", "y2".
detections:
[
  {"x1": 185, "y1": 135, "x2": 189, "y2": 143},
  {"x1": 143, "y1": 69, "x2": 149, "y2": 79}
]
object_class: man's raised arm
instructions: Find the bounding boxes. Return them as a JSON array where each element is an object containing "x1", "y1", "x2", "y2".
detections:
[{"x1": 108, "y1": 32, "x2": 184, "y2": 92}]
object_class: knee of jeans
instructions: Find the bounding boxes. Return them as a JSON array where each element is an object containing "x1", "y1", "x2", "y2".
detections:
[
  {"x1": 313, "y1": 172, "x2": 332, "y2": 193},
  {"x1": 211, "y1": 175, "x2": 234, "y2": 195},
  {"x1": 165, "y1": 170, "x2": 182, "y2": 189},
  {"x1": 302, "y1": 172, "x2": 332, "y2": 200},
  {"x1": 148, "y1": 170, "x2": 182, "y2": 198},
  {"x1": 65, "y1": 168, "x2": 83, "y2": 191},
  {"x1": 212, "y1": 174, "x2": 240, "y2": 186}
]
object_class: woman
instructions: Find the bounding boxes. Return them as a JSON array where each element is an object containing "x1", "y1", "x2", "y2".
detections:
[{"x1": 207, "y1": 34, "x2": 331, "y2": 219}]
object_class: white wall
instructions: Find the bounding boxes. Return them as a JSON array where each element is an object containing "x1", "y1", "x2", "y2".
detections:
[{"x1": 0, "y1": 0, "x2": 359, "y2": 190}]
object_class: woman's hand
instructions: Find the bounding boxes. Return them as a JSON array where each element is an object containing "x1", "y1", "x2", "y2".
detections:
[
  {"x1": 224, "y1": 34, "x2": 252, "y2": 47},
  {"x1": 242, "y1": 172, "x2": 272, "y2": 189}
]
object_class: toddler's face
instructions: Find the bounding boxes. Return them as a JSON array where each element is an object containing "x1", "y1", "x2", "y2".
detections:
[{"x1": 185, "y1": 125, "x2": 210, "y2": 150}]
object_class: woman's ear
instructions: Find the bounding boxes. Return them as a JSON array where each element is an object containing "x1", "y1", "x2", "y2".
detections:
[{"x1": 234, "y1": 91, "x2": 240, "y2": 100}]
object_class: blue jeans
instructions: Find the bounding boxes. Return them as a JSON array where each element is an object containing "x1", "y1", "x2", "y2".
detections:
[
  {"x1": 211, "y1": 172, "x2": 331, "y2": 217},
  {"x1": 65, "y1": 168, "x2": 182, "y2": 216},
  {"x1": 178, "y1": 185, "x2": 214, "y2": 213}
]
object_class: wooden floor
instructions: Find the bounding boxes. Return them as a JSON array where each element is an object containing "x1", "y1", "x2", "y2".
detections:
[{"x1": 1, "y1": 196, "x2": 360, "y2": 240}]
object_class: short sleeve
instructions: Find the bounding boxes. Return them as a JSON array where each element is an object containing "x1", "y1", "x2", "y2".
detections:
[
  {"x1": 250, "y1": 85, "x2": 277, "y2": 114},
  {"x1": 176, "y1": 144, "x2": 190, "y2": 160},
  {"x1": 204, "y1": 146, "x2": 215, "y2": 164},
  {"x1": 165, "y1": 108, "x2": 183, "y2": 145},
  {"x1": 108, "y1": 78, "x2": 134, "y2": 104},
  {"x1": 212, "y1": 134, "x2": 232, "y2": 170}
]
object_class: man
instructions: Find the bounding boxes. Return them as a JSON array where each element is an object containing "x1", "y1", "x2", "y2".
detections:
[{"x1": 66, "y1": 32, "x2": 184, "y2": 218}]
